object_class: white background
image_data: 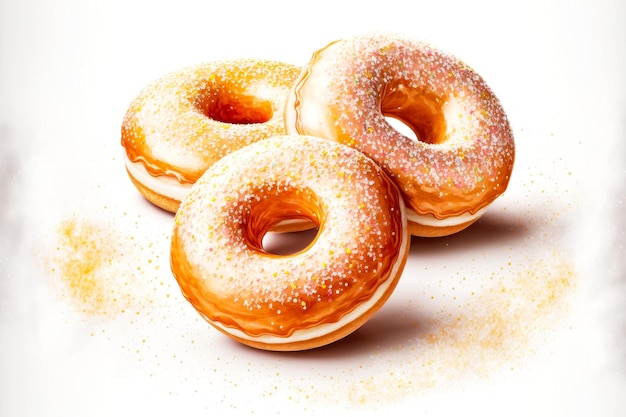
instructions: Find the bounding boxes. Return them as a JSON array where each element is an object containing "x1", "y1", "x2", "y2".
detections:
[{"x1": 1, "y1": 0, "x2": 625, "y2": 416}]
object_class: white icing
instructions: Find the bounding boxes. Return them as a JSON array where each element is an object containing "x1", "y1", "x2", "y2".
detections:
[
  {"x1": 284, "y1": 41, "x2": 342, "y2": 141},
  {"x1": 406, "y1": 206, "x2": 486, "y2": 227},
  {"x1": 124, "y1": 153, "x2": 191, "y2": 202}
]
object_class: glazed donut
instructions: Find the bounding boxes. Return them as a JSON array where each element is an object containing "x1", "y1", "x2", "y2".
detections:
[
  {"x1": 171, "y1": 135, "x2": 409, "y2": 351},
  {"x1": 285, "y1": 33, "x2": 515, "y2": 237},
  {"x1": 121, "y1": 59, "x2": 301, "y2": 213}
]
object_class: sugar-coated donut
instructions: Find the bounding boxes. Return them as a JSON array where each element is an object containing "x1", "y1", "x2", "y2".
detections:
[
  {"x1": 285, "y1": 33, "x2": 515, "y2": 237},
  {"x1": 121, "y1": 59, "x2": 301, "y2": 213},
  {"x1": 170, "y1": 135, "x2": 409, "y2": 351}
]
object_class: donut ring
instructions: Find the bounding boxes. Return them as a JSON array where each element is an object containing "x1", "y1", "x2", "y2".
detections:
[
  {"x1": 121, "y1": 59, "x2": 301, "y2": 213},
  {"x1": 285, "y1": 33, "x2": 515, "y2": 237},
  {"x1": 170, "y1": 135, "x2": 409, "y2": 351}
]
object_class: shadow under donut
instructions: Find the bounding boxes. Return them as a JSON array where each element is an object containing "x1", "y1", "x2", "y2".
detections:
[
  {"x1": 243, "y1": 302, "x2": 430, "y2": 362},
  {"x1": 408, "y1": 208, "x2": 536, "y2": 258}
]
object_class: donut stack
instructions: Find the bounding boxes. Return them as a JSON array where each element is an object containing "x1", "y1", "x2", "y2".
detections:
[{"x1": 121, "y1": 33, "x2": 515, "y2": 351}]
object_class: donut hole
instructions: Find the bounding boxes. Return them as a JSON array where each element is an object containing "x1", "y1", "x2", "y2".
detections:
[
  {"x1": 384, "y1": 116, "x2": 418, "y2": 142},
  {"x1": 262, "y1": 227, "x2": 320, "y2": 256},
  {"x1": 381, "y1": 84, "x2": 447, "y2": 144},
  {"x1": 241, "y1": 185, "x2": 322, "y2": 256},
  {"x1": 204, "y1": 92, "x2": 274, "y2": 124}
]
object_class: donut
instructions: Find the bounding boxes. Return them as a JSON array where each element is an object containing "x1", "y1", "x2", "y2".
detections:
[
  {"x1": 121, "y1": 59, "x2": 301, "y2": 213},
  {"x1": 284, "y1": 33, "x2": 515, "y2": 237},
  {"x1": 170, "y1": 135, "x2": 409, "y2": 351}
]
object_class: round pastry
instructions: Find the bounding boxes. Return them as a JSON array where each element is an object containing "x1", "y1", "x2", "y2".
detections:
[
  {"x1": 170, "y1": 135, "x2": 409, "y2": 351},
  {"x1": 285, "y1": 33, "x2": 515, "y2": 237},
  {"x1": 121, "y1": 59, "x2": 301, "y2": 213}
]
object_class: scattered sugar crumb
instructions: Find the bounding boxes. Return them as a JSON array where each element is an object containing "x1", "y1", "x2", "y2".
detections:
[
  {"x1": 286, "y1": 252, "x2": 576, "y2": 407},
  {"x1": 45, "y1": 213, "x2": 164, "y2": 317}
]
